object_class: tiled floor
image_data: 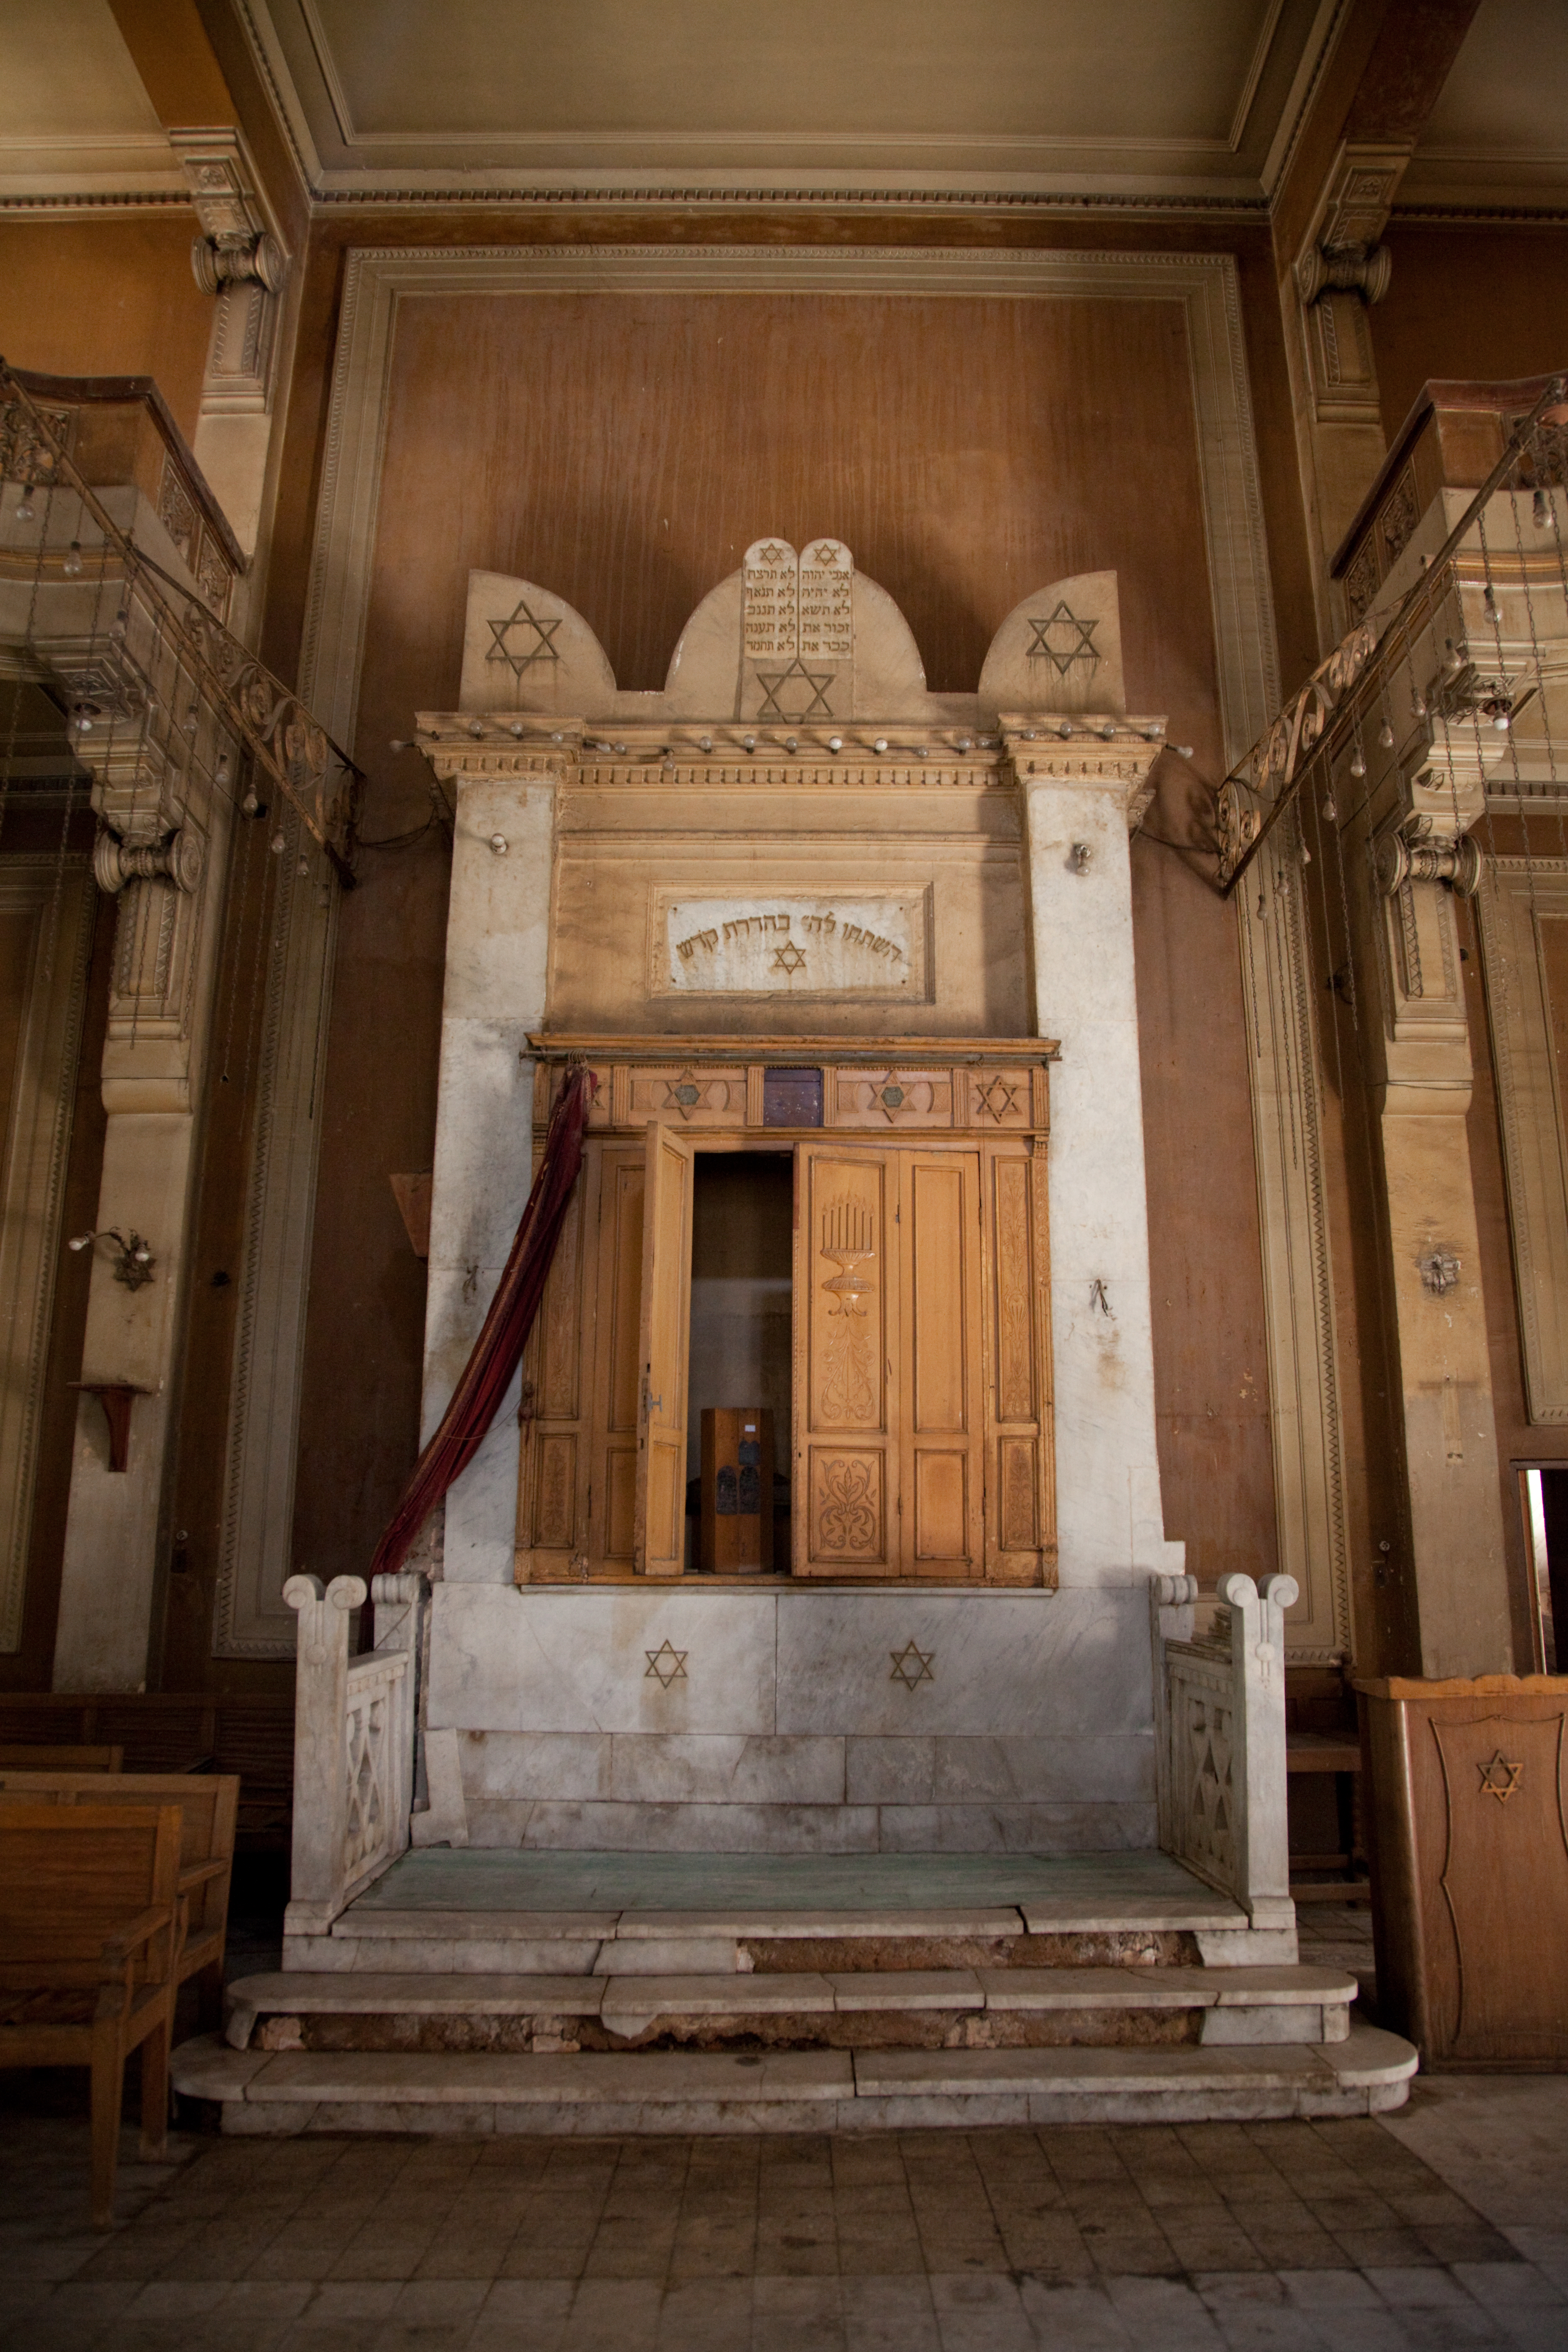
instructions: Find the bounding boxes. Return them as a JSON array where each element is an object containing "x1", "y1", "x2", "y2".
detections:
[{"x1": 3, "y1": 2078, "x2": 1565, "y2": 2349}]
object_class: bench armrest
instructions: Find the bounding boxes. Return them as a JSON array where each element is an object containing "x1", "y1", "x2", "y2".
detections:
[
  {"x1": 99, "y1": 1904, "x2": 175, "y2": 1967},
  {"x1": 178, "y1": 1859, "x2": 228, "y2": 1892}
]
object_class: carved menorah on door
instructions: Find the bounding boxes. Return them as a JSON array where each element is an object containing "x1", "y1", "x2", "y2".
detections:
[{"x1": 819, "y1": 1195, "x2": 877, "y2": 1424}]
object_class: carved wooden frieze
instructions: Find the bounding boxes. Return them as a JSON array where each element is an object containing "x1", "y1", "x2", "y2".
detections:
[{"x1": 536, "y1": 1037, "x2": 1052, "y2": 1138}]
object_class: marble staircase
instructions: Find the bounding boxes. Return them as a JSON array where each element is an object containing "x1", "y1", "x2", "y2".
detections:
[{"x1": 172, "y1": 1851, "x2": 1418, "y2": 2133}]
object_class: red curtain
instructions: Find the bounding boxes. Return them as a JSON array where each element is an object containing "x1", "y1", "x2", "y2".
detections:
[{"x1": 368, "y1": 1064, "x2": 597, "y2": 1583}]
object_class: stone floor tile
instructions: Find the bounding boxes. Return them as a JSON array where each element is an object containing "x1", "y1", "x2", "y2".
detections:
[
  {"x1": 549, "y1": 2277, "x2": 663, "y2": 2352},
  {"x1": 751, "y1": 2276, "x2": 848, "y2": 2352},
  {"x1": 668, "y1": 2210, "x2": 762, "y2": 2279},
  {"x1": 464, "y1": 2277, "x2": 574, "y2": 2352},
  {"x1": 838, "y1": 2275, "x2": 941, "y2": 2352},
  {"x1": 1277, "y1": 2269, "x2": 1383, "y2": 2310},
  {"x1": 1503, "y1": 2233, "x2": 1568, "y2": 2293},
  {"x1": 648, "y1": 2275, "x2": 752, "y2": 2349},
  {"x1": 128, "y1": 2277, "x2": 233, "y2": 2314},
  {"x1": 926, "y1": 2272, "x2": 1038, "y2": 2352},
  {"x1": 1367, "y1": 2266, "x2": 1493, "y2": 2309},
  {"x1": 1452, "y1": 2263, "x2": 1568, "y2": 2310},
  {"x1": 301, "y1": 2280, "x2": 406, "y2": 2319},
  {"x1": 1015, "y1": 2280, "x2": 1136, "y2": 2349},
  {"x1": 1102, "y1": 2274, "x2": 1228, "y2": 2344}
]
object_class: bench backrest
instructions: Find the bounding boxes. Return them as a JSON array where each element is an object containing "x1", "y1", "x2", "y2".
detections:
[
  {"x1": 0, "y1": 1744, "x2": 123, "y2": 1771},
  {"x1": 0, "y1": 1774, "x2": 239, "y2": 1939},
  {"x1": 0, "y1": 1804, "x2": 183, "y2": 1982}
]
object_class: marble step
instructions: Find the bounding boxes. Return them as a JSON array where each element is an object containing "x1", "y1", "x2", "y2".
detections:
[
  {"x1": 173, "y1": 2018, "x2": 1417, "y2": 2134},
  {"x1": 292, "y1": 1887, "x2": 1290, "y2": 1978},
  {"x1": 226, "y1": 1963, "x2": 1356, "y2": 2055}
]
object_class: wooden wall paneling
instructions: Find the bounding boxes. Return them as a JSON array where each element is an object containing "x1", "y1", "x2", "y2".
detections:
[
  {"x1": 900, "y1": 1150, "x2": 983, "y2": 1578},
  {"x1": 634, "y1": 1122, "x2": 694, "y2": 1578},
  {"x1": 796, "y1": 1145, "x2": 897, "y2": 1578}
]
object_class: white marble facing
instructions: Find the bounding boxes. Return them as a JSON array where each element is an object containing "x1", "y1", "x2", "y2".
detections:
[
  {"x1": 420, "y1": 771, "x2": 556, "y2": 1585},
  {"x1": 426, "y1": 1584, "x2": 1158, "y2": 1851},
  {"x1": 1024, "y1": 771, "x2": 1183, "y2": 1587}
]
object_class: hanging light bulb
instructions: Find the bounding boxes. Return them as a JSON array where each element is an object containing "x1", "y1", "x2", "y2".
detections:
[
  {"x1": 270, "y1": 830, "x2": 286, "y2": 854},
  {"x1": 110, "y1": 608, "x2": 128, "y2": 642},
  {"x1": 1444, "y1": 638, "x2": 1463, "y2": 673},
  {"x1": 62, "y1": 540, "x2": 83, "y2": 577},
  {"x1": 241, "y1": 791, "x2": 260, "y2": 817},
  {"x1": 1301, "y1": 844, "x2": 1312, "y2": 864},
  {"x1": 1378, "y1": 720, "x2": 1395, "y2": 749},
  {"x1": 1411, "y1": 692, "x2": 1427, "y2": 719},
  {"x1": 1322, "y1": 794, "x2": 1337, "y2": 822},
  {"x1": 1534, "y1": 488, "x2": 1551, "y2": 529},
  {"x1": 1494, "y1": 710, "x2": 1511, "y2": 732},
  {"x1": 215, "y1": 755, "x2": 230, "y2": 786},
  {"x1": 1483, "y1": 581, "x2": 1499, "y2": 620},
  {"x1": 1350, "y1": 749, "x2": 1366, "y2": 779},
  {"x1": 14, "y1": 483, "x2": 36, "y2": 522}
]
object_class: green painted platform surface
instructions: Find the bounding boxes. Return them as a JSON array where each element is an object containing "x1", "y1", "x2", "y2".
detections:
[{"x1": 349, "y1": 1848, "x2": 1210, "y2": 1915}]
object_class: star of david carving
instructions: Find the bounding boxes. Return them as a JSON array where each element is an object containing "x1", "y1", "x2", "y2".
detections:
[
  {"x1": 1477, "y1": 1749, "x2": 1522, "y2": 1802},
  {"x1": 756, "y1": 542, "x2": 792, "y2": 567},
  {"x1": 644, "y1": 1640, "x2": 688, "y2": 1688},
  {"x1": 754, "y1": 657, "x2": 836, "y2": 720},
  {"x1": 486, "y1": 599, "x2": 562, "y2": 677},
  {"x1": 663, "y1": 1068, "x2": 707, "y2": 1120},
  {"x1": 890, "y1": 1640, "x2": 935, "y2": 1690},
  {"x1": 772, "y1": 941, "x2": 807, "y2": 976},
  {"x1": 1027, "y1": 601, "x2": 1100, "y2": 676},
  {"x1": 975, "y1": 1075, "x2": 1021, "y2": 1123},
  {"x1": 809, "y1": 542, "x2": 840, "y2": 565}
]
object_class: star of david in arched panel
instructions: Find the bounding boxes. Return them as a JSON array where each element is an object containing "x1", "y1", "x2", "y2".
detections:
[
  {"x1": 486, "y1": 598, "x2": 562, "y2": 676},
  {"x1": 754, "y1": 657, "x2": 836, "y2": 720},
  {"x1": 1026, "y1": 602, "x2": 1100, "y2": 676}
]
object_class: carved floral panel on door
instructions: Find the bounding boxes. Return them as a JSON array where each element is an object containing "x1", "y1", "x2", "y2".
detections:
[{"x1": 799, "y1": 1150, "x2": 895, "y2": 1575}]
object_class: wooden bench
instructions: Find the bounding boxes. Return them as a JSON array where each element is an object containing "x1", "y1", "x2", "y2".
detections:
[
  {"x1": 0, "y1": 1743, "x2": 123, "y2": 1772},
  {"x1": 0, "y1": 1804, "x2": 184, "y2": 2228},
  {"x1": 0, "y1": 1773, "x2": 238, "y2": 2029},
  {"x1": 0, "y1": 1697, "x2": 293, "y2": 1846}
]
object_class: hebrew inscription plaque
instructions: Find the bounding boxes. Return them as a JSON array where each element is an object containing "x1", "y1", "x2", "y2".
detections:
[{"x1": 659, "y1": 893, "x2": 925, "y2": 996}]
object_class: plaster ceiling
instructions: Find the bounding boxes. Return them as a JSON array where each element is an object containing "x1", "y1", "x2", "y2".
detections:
[
  {"x1": 241, "y1": 0, "x2": 1335, "y2": 201},
  {"x1": 1404, "y1": 0, "x2": 1568, "y2": 208},
  {"x1": 0, "y1": 0, "x2": 184, "y2": 197}
]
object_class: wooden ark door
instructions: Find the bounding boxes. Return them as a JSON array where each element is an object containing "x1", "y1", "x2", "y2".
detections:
[
  {"x1": 795, "y1": 1145, "x2": 899, "y2": 1576},
  {"x1": 635, "y1": 1122, "x2": 694, "y2": 1577},
  {"x1": 900, "y1": 1150, "x2": 985, "y2": 1577}
]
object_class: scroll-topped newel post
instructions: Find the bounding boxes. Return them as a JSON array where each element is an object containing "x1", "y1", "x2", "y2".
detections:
[
  {"x1": 283, "y1": 1570, "x2": 428, "y2": 1950},
  {"x1": 283, "y1": 1574, "x2": 363, "y2": 1940},
  {"x1": 1152, "y1": 1568, "x2": 1300, "y2": 1953}
]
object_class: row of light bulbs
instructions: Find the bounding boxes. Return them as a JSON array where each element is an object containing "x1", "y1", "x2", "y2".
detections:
[{"x1": 400, "y1": 720, "x2": 1192, "y2": 758}]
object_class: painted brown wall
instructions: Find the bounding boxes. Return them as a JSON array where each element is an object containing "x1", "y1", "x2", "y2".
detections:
[
  {"x1": 1374, "y1": 225, "x2": 1568, "y2": 438},
  {"x1": 278, "y1": 274, "x2": 1284, "y2": 1592},
  {"x1": 0, "y1": 219, "x2": 214, "y2": 448}
]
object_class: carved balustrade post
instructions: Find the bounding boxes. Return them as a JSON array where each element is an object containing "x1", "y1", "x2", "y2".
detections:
[
  {"x1": 283, "y1": 1574, "x2": 366, "y2": 1943},
  {"x1": 1217, "y1": 1571, "x2": 1299, "y2": 1932}
]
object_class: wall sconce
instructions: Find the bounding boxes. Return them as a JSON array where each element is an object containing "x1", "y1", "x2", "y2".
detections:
[{"x1": 70, "y1": 1229, "x2": 157, "y2": 1290}]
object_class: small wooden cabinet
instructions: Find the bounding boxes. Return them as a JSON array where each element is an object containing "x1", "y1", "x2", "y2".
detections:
[{"x1": 516, "y1": 1037, "x2": 1057, "y2": 1586}]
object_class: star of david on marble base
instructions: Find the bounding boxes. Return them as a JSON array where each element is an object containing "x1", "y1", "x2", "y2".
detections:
[
  {"x1": 1026, "y1": 601, "x2": 1099, "y2": 676},
  {"x1": 754, "y1": 657, "x2": 836, "y2": 720},
  {"x1": 890, "y1": 1640, "x2": 935, "y2": 1689},
  {"x1": 486, "y1": 598, "x2": 562, "y2": 676},
  {"x1": 645, "y1": 1640, "x2": 688, "y2": 1688}
]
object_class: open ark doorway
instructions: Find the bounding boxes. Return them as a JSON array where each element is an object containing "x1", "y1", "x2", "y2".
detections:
[{"x1": 685, "y1": 1152, "x2": 794, "y2": 1572}]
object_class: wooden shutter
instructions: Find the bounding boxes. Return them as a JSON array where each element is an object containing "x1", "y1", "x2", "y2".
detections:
[
  {"x1": 515, "y1": 1145, "x2": 590, "y2": 1579},
  {"x1": 984, "y1": 1143, "x2": 1056, "y2": 1582},
  {"x1": 794, "y1": 1145, "x2": 898, "y2": 1576},
  {"x1": 583, "y1": 1139, "x2": 646, "y2": 1567},
  {"x1": 898, "y1": 1149, "x2": 984, "y2": 1576},
  {"x1": 635, "y1": 1122, "x2": 695, "y2": 1576}
]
